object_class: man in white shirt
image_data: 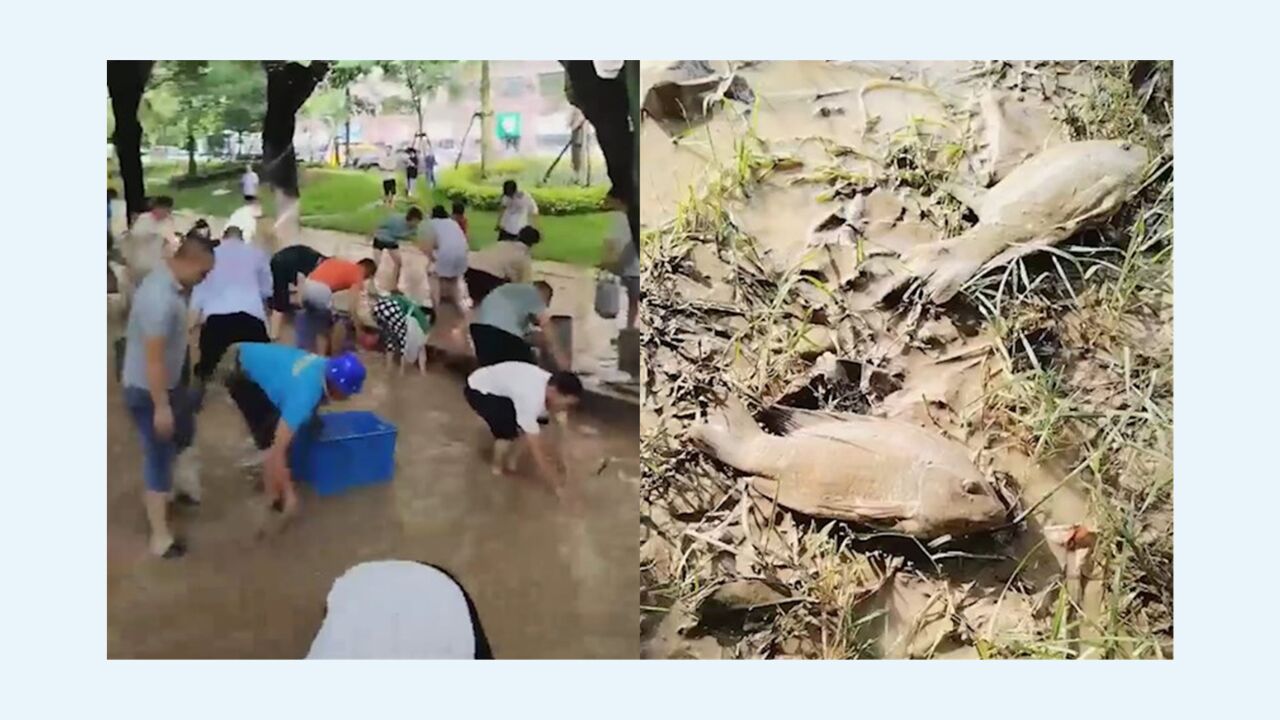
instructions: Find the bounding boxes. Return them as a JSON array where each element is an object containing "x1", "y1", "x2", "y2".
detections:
[
  {"x1": 190, "y1": 225, "x2": 273, "y2": 391},
  {"x1": 123, "y1": 195, "x2": 178, "y2": 286},
  {"x1": 240, "y1": 164, "x2": 259, "y2": 199},
  {"x1": 496, "y1": 180, "x2": 538, "y2": 241},
  {"x1": 379, "y1": 145, "x2": 398, "y2": 207},
  {"x1": 464, "y1": 362, "x2": 582, "y2": 492},
  {"x1": 226, "y1": 199, "x2": 263, "y2": 246}
]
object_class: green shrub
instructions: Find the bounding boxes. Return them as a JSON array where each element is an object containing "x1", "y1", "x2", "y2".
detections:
[{"x1": 438, "y1": 160, "x2": 607, "y2": 215}]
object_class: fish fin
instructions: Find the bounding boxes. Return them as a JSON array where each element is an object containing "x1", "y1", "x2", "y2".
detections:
[
  {"x1": 758, "y1": 405, "x2": 870, "y2": 436},
  {"x1": 846, "y1": 500, "x2": 917, "y2": 521},
  {"x1": 691, "y1": 396, "x2": 766, "y2": 472}
]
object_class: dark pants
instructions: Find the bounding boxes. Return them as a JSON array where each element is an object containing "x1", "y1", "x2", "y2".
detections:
[
  {"x1": 470, "y1": 323, "x2": 535, "y2": 367},
  {"x1": 195, "y1": 312, "x2": 269, "y2": 381},
  {"x1": 227, "y1": 373, "x2": 281, "y2": 451},
  {"x1": 464, "y1": 387, "x2": 520, "y2": 440},
  {"x1": 464, "y1": 268, "x2": 507, "y2": 305},
  {"x1": 123, "y1": 386, "x2": 197, "y2": 493}
]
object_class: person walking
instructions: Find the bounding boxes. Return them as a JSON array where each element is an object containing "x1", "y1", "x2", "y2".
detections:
[
  {"x1": 379, "y1": 145, "x2": 398, "y2": 207},
  {"x1": 120, "y1": 238, "x2": 215, "y2": 558},
  {"x1": 496, "y1": 180, "x2": 538, "y2": 241}
]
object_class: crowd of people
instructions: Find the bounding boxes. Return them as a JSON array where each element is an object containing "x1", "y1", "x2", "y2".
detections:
[{"x1": 108, "y1": 172, "x2": 606, "y2": 562}]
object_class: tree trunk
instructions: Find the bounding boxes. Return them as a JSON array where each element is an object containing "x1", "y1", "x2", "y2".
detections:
[
  {"x1": 186, "y1": 131, "x2": 197, "y2": 176},
  {"x1": 343, "y1": 87, "x2": 352, "y2": 166},
  {"x1": 262, "y1": 61, "x2": 331, "y2": 247},
  {"x1": 560, "y1": 61, "x2": 638, "y2": 250},
  {"x1": 107, "y1": 60, "x2": 154, "y2": 220},
  {"x1": 569, "y1": 108, "x2": 585, "y2": 182},
  {"x1": 479, "y1": 61, "x2": 492, "y2": 177}
]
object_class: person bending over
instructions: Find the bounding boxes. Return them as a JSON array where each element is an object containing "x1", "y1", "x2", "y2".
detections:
[{"x1": 464, "y1": 362, "x2": 583, "y2": 495}]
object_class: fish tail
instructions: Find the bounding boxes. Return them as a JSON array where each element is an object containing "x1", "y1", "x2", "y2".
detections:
[{"x1": 691, "y1": 396, "x2": 767, "y2": 473}]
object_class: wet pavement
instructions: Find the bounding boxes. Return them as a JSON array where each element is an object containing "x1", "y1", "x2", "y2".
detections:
[{"x1": 106, "y1": 313, "x2": 639, "y2": 658}]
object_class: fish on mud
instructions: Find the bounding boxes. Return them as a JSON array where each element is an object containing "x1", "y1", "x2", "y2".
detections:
[
  {"x1": 894, "y1": 139, "x2": 1150, "y2": 304},
  {"x1": 691, "y1": 398, "x2": 1008, "y2": 539}
]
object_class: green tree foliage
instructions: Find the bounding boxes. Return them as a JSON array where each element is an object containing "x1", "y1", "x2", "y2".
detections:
[
  {"x1": 147, "y1": 61, "x2": 266, "y2": 173},
  {"x1": 376, "y1": 61, "x2": 457, "y2": 141}
]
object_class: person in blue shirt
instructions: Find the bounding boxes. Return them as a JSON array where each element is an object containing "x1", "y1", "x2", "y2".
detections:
[{"x1": 214, "y1": 342, "x2": 367, "y2": 517}]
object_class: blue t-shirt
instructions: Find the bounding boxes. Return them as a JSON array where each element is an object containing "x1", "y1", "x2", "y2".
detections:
[
  {"x1": 374, "y1": 215, "x2": 415, "y2": 245},
  {"x1": 238, "y1": 343, "x2": 328, "y2": 432}
]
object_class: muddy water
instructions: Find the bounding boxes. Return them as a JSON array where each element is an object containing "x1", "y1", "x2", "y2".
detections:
[{"x1": 106, "y1": 321, "x2": 639, "y2": 659}]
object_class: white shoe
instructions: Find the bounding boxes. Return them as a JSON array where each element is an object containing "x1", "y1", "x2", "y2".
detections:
[{"x1": 174, "y1": 450, "x2": 202, "y2": 503}]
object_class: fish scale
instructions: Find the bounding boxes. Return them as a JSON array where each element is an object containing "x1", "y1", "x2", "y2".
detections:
[{"x1": 694, "y1": 401, "x2": 1007, "y2": 539}]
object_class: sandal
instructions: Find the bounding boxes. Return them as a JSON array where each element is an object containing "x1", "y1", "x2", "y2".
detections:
[
  {"x1": 155, "y1": 538, "x2": 187, "y2": 559},
  {"x1": 174, "y1": 492, "x2": 201, "y2": 508}
]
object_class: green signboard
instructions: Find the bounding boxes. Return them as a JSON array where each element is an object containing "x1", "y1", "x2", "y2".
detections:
[{"x1": 496, "y1": 112, "x2": 521, "y2": 140}]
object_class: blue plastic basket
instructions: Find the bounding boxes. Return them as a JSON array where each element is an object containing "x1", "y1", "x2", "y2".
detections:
[{"x1": 289, "y1": 411, "x2": 397, "y2": 496}]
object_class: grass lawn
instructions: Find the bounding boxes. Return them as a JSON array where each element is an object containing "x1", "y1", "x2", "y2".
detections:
[{"x1": 138, "y1": 167, "x2": 609, "y2": 267}]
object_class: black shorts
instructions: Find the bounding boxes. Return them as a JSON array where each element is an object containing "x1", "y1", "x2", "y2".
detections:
[
  {"x1": 382, "y1": 179, "x2": 396, "y2": 195},
  {"x1": 470, "y1": 323, "x2": 535, "y2": 367},
  {"x1": 464, "y1": 268, "x2": 507, "y2": 305},
  {"x1": 195, "y1": 312, "x2": 269, "y2": 382},
  {"x1": 497, "y1": 228, "x2": 519, "y2": 242},
  {"x1": 270, "y1": 245, "x2": 325, "y2": 313},
  {"x1": 406, "y1": 167, "x2": 419, "y2": 179},
  {"x1": 464, "y1": 386, "x2": 520, "y2": 440},
  {"x1": 373, "y1": 237, "x2": 400, "y2": 251}
]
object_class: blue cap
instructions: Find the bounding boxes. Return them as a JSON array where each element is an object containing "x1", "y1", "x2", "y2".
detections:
[{"x1": 325, "y1": 352, "x2": 366, "y2": 396}]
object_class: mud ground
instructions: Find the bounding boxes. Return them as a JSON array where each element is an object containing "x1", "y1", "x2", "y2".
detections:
[{"x1": 106, "y1": 309, "x2": 639, "y2": 659}]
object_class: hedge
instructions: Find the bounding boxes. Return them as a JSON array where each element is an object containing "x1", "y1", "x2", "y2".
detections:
[{"x1": 438, "y1": 159, "x2": 607, "y2": 215}]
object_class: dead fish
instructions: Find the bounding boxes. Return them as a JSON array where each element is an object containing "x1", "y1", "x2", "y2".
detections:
[
  {"x1": 690, "y1": 398, "x2": 1007, "y2": 539},
  {"x1": 895, "y1": 140, "x2": 1150, "y2": 303}
]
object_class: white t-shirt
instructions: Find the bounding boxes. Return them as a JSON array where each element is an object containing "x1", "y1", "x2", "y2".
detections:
[
  {"x1": 498, "y1": 191, "x2": 538, "y2": 235},
  {"x1": 241, "y1": 170, "x2": 259, "y2": 198},
  {"x1": 226, "y1": 204, "x2": 263, "y2": 245},
  {"x1": 467, "y1": 361, "x2": 551, "y2": 435},
  {"x1": 379, "y1": 151, "x2": 397, "y2": 180},
  {"x1": 306, "y1": 561, "x2": 479, "y2": 659},
  {"x1": 428, "y1": 217, "x2": 469, "y2": 278}
]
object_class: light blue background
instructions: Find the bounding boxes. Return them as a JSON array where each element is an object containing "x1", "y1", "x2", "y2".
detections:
[{"x1": 1, "y1": 0, "x2": 1276, "y2": 717}]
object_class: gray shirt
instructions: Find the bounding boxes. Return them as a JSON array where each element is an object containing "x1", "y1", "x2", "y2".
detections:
[{"x1": 122, "y1": 264, "x2": 189, "y2": 391}]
